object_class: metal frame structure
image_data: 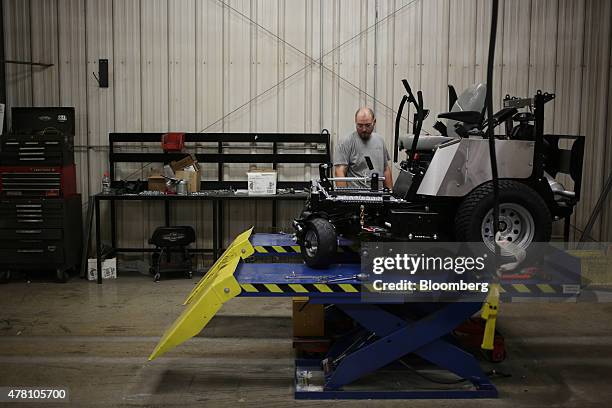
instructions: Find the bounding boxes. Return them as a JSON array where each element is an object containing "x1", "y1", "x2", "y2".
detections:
[
  {"x1": 108, "y1": 131, "x2": 330, "y2": 190},
  {"x1": 93, "y1": 192, "x2": 308, "y2": 284}
]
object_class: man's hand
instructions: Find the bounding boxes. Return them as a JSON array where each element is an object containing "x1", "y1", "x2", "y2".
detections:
[
  {"x1": 335, "y1": 165, "x2": 348, "y2": 187},
  {"x1": 383, "y1": 165, "x2": 393, "y2": 190}
]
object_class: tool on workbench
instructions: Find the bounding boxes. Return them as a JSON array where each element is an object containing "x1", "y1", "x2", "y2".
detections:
[
  {"x1": 284, "y1": 271, "x2": 340, "y2": 281},
  {"x1": 326, "y1": 273, "x2": 369, "y2": 283}
]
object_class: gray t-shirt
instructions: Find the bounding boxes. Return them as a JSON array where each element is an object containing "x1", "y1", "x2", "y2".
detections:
[{"x1": 334, "y1": 131, "x2": 390, "y2": 188}]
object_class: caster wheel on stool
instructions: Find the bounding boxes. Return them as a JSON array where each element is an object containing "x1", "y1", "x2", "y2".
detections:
[
  {"x1": 0, "y1": 270, "x2": 11, "y2": 284},
  {"x1": 185, "y1": 271, "x2": 193, "y2": 279},
  {"x1": 56, "y1": 268, "x2": 69, "y2": 283}
]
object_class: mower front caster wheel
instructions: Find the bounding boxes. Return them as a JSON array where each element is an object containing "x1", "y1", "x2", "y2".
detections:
[{"x1": 300, "y1": 218, "x2": 337, "y2": 269}]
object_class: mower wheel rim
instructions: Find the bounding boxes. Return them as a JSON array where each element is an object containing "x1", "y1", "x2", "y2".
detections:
[
  {"x1": 480, "y1": 203, "x2": 535, "y2": 254},
  {"x1": 304, "y1": 230, "x2": 318, "y2": 258}
]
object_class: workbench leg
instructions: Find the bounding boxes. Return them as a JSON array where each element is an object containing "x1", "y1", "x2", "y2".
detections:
[
  {"x1": 164, "y1": 200, "x2": 170, "y2": 227},
  {"x1": 212, "y1": 200, "x2": 218, "y2": 260},
  {"x1": 95, "y1": 198, "x2": 102, "y2": 285},
  {"x1": 272, "y1": 200, "x2": 277, "y2": 230},
  {"x1": 218, "y1": 200, "x2": 224, "y2": 257},
  {"x1": 110, "y1": 200, "x2": 116, "y2": 250}
]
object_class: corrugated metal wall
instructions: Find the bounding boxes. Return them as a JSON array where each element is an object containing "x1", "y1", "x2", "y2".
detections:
[{"x1": 3, "y1": 0, "x2": 611, "y2": 253}]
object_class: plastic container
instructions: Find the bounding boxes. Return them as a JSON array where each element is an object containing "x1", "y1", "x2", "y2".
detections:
[{"x1": 102, "y1": 172, "x2": 111, "y2": 194}]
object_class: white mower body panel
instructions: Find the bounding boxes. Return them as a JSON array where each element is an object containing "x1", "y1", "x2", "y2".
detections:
[{"x1": 417, "y1": 138, "x2": 535, "y2": 197}]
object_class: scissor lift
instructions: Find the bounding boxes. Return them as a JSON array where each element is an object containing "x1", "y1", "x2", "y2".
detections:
[{"x1": 149, "y1": 228, "x2": 580, "y2": 399}]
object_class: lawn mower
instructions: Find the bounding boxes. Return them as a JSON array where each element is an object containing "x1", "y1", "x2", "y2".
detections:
[{"x1": 293, "y1": 80, "x2": 585, "y2": 268}]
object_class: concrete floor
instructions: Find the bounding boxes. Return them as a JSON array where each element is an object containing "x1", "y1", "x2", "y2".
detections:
[{"x1": 1, "y1": 274, "x2": 612, "y2": 407}]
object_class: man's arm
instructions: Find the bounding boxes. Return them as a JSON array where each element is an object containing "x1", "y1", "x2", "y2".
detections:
[
  {"x1": 383, "y1": 164, "x2": 393, "y2": 190},
  {"x1": 382, "y1": 140, "x2": 393, "y2": 190},
  {"x1": 335, "y1": 165, "x2": 348, "y2": 187}
]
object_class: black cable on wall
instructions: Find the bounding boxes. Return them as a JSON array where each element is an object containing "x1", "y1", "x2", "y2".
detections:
[{"x1": 0, "y1": 1, "x2": 6, "y2": 135}]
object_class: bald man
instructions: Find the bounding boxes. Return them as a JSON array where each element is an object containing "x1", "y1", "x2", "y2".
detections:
[{"x1": 334, "y1": 107, "x2": 393, "y2": 189}]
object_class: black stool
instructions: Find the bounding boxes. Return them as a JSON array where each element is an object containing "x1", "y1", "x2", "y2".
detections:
[{"x1": 148, "y1": 226, "x2": 196, "y2": 282}]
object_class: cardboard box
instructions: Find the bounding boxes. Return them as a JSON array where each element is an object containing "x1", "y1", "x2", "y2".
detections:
[
  {"x1": 175, "y1": 169, "x2": 201, "y2": 193},
  {"x1": 247, "y1": 170, "x2": 277, "y2": 195},
  {"x1": 170, "y1": 155, "x2": 200, "y2": 172},
  {"x1": 87, "y1": 258, "x2": 117, "y2": 280},
  {"x1": 292, "y1": 298, "x2": 324, "y2": 337},
  {"x1": 148, "y1": 175, "x2": 166, "y2": 192}
]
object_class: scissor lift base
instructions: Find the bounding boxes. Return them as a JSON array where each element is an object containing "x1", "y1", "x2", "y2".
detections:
[{"x1": 295, "y1": 359, "x2": 498, "y2": 400}]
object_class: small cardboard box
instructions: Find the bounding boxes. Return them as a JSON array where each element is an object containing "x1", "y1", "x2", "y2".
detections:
[
  {"x1": 292, "y1": 297, "x2": 324, "y2": 337},
  {"x1": 175, "y1": 169, "x2": 201, "y2": 193},
  {"x1": 148, "y1": 175, "x2": 166, "y2": 192},
  {"x1": 87, "y1": 258, "x2": 117, "y2": 280},
  {"x1": 170, "y1": 155, "x2": 199, "y2": 172},
  {"x1": 247, "y1": 170, "x2": 277, "y2": 195}
]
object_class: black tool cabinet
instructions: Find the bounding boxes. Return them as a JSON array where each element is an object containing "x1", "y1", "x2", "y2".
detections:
[
  {"x1": 0, "y1": 107, "x2": 82, "y2": 283},
  {"x1": 0, "y1": 196, "x2": 82, "y2": 281}
]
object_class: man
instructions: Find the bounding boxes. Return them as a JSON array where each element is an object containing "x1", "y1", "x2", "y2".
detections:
[{"x1": 334, "y1": 107, "x2": 393, "y2": 190}]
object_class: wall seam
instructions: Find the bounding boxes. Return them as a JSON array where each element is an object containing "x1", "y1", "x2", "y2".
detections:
[
  {"x1": 56, "y1": 0, "x2": 61, "y2": 103},
  {"x1": 28, "y1": 0, "x2": 33, "y2": 105},
  {"x1": 83, "y1": 0, "x2": 91, "y2": 200}
]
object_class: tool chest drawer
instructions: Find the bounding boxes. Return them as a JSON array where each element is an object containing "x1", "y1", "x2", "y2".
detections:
[
  {"x1": 0, "y1": 199, "x2": 66, "y2": 228},
  {"x1": 0, "y1": 170, "x2": 62, "y2": 196},
  {"x1": 0, "y1": 238, "x2": 63, "y2": 250},
  {"x1": 0, "y1": 228, "x2": 63, "y2": 241},
  {"x1": 0, "y1": 134, "x2": 73, "y2": 166},
  {"x1": 0, "y1": 199, "x2": 63, "y2": 211},
  {"x1": 0, "y1": 246, "x2": 65, "y2": 264}
]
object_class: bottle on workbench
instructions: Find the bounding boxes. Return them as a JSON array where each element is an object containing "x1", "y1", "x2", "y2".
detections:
[{"x1": 102, "y1": 172, "x2": 112, "y2": 194}]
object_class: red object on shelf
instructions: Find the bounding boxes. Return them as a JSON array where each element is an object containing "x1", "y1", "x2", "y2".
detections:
[{"x1": 161, "y1": 133, "x2": 185, "y2": 152}]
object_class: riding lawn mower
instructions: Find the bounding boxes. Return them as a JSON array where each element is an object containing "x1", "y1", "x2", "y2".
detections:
[{"x1": 293, "y1": 81, "x2": 585, "y2": 269}]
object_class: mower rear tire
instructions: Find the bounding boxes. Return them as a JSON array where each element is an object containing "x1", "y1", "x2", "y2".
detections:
[{"x1": 455, "y1": 180, "x2": 551, "y2": 253}]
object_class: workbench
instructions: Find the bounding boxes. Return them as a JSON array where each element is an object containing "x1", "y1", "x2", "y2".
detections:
[
  {"x1": 93, "y1": 191, "x2": 308, "y2": 284},
  {"x1": 93, "y1": 131, "x2": 330, "y2": 283}
]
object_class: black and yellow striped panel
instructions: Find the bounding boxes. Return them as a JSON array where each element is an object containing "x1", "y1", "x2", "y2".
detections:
[
  {"x1": 240, "y1": 282, "x2": 359, "y2": 294},
  {"x1": 253, "y1": 245, "x2": 356, "y2": 254},
  {"x1": 499, "y1": 283, "x2": 571, "y2": 294},
  {"x1": 239, "y1": 282, "x2": 572, "y2": 295}
]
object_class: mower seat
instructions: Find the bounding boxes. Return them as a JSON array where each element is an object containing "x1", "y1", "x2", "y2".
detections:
[
  {"x1": 399, "y1": 135, "x2": 455, "y2": 152},
  {"x1": 437, "y1": 110, "x2": 482, "y2": 124}
]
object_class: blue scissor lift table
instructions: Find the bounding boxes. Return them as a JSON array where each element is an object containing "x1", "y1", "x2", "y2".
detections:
[
  {"x1": 150, "y1": 230, "x2": 581, "y2": 400},
  {"x1": 243, "y1": 233, "x2": 497, "y2": 399}
]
